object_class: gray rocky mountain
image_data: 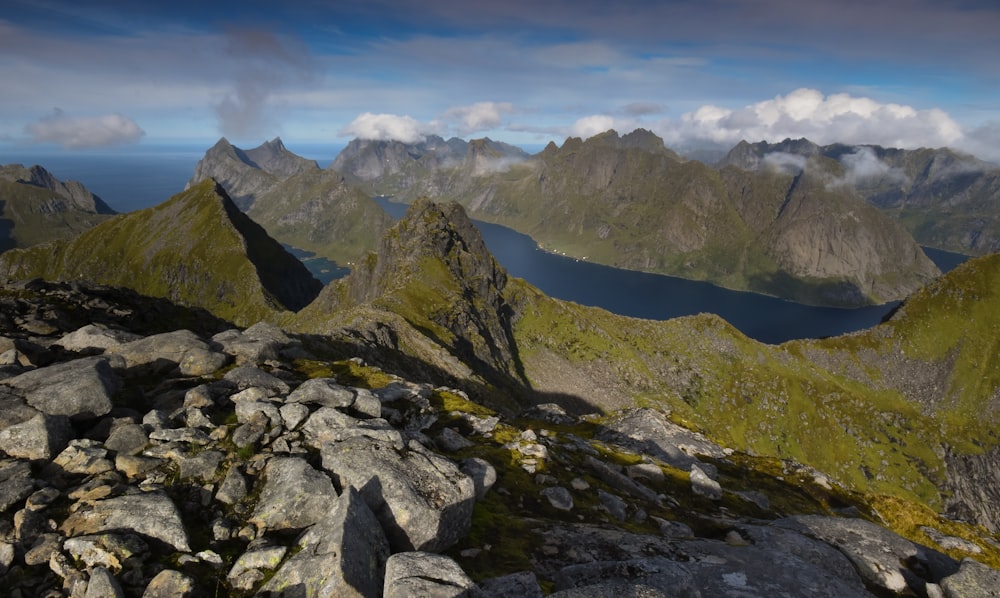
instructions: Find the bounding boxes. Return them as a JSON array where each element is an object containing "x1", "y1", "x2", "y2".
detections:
[
  {"x1": 719, "y1": 138, "x2": 1000, "y2": 255},
  {"x1": 1, "y1": 278, "x2": 998, "y2": 597},
  {"x1": 186, "y1": 137, "x2": 319, "y2": 210}
]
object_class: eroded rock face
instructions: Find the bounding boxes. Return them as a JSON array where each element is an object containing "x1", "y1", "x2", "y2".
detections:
[
  {"x1": 944, "y1": 446, "x2": 1000, "y2": 533},
  {"x1": 2, "y1": 356, "x2": 118, "y2": 420}
]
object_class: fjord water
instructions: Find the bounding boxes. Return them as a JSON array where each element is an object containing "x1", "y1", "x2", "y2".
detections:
[{"x1": 0, "y1": 146, "x2": 967, "y2": 344}]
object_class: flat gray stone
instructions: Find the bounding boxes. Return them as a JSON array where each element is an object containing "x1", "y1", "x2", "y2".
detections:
[
  {"x1": 0, "y1": 412, "x2": 73, "y2": 460},
  {"x1": 62, "y1": 490, "x2": 191, "y2": 553}
]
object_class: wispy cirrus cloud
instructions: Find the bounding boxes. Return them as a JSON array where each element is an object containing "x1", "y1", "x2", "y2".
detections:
[{"x1": 24, "y1": 109, "x2": 144, "y2": 148}]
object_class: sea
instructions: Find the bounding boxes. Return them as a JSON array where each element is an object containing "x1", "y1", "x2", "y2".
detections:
[{"x1": 0, "y1": 143, "x2": 969, "y2": 345}]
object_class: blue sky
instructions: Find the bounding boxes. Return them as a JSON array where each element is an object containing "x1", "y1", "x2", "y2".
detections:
[{"x1": 2, "y1": 0, "x2": 999, "y2": 159}]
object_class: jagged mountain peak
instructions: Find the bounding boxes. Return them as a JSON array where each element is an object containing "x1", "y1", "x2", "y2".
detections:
[{"x1": 298, "y1": 198, "x2": 522, "y2": 387}]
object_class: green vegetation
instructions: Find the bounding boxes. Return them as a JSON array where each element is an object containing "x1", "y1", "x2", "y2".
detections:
[{"x1": 0, "y1": 180, "x2": 319, "y2": 326}]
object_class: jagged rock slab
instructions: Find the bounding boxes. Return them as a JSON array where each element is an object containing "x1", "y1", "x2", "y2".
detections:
[{"x1": 249, "y1": 457, "x2": 338, "y2": 532}]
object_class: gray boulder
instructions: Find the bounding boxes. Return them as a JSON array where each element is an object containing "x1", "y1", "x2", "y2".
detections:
[
  {"x1": 57, "y1": 324, "x2": 141, "y2": 353},
  {"x1": 117, "y1": 329, "x2": 224, "y2": 375},
  {"x1": 142, "y1": 569, "x2": 197, "y2": 597},
  {"x1": 321, "y1": 437, "x2": 475, "y2": 552},
  {"x1": 0, "y1": 459, "x2": 35, "y2": 512},
  {"x1": 259, "y1": 486, "x2": 390, "y2": 597},
  {"x1": 302, "y1": 406, "x2": 403, "y2": 450},
  {"x1": 85, "y1": 565, "x2": 125, "y2": 598},
  {"x1": 211, "y1": 328, "x2": 281, "y2": 365},
  {"x1": 383, "y1": 552, "x2": 476, "y2": 598},
  {"x1": 61, "y1": 489, "x2": 191, "y2": 553},
  {"x1": 249, "y1": 457, "x2": 338, "y2": 532},
  {"x1": 0, "y1": 412, "x2": 73, "y2": 460},
  {"x1": 287, "y1": 377, "x2": 355, "y2": 408},
  {"x1": 3, "y1": 356, "x2": 118, "y2": 420},
  {"x1": 223, "y1": 365, "x2": 290, "y2": 395}
]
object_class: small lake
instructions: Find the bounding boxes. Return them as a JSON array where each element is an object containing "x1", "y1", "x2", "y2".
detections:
[{"x1": 375, "y1": 198, "x2": 968, "y2": 345}]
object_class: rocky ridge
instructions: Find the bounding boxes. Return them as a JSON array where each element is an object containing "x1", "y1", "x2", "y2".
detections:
[{"x1": 1, "y1": 278, "x2": 998, "y2": 597}]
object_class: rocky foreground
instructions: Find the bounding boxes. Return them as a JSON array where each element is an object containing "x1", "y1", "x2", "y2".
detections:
[{"x1": 1, "y1": 279, "x2": 998, "y2": 597}]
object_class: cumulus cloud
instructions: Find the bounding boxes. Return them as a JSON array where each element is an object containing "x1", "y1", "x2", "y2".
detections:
[
  {"x1": 339, "y1": 112, "x2": 441, "y2": 144},
  {"x1": 24, "y1": 109, "x2": 144, "y2": 148},
  {"x1": 660, "y1": 88, "x2": 964, "y2": 151},
  {"x1": 443, "y1": 101, "x2": 514, "y2": 135}
]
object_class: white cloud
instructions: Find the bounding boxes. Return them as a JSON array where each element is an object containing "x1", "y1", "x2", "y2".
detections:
[
  {"x1": 658, "y1": 88, "x2": 964, "y2": 151},
  {"x1": 837, "y1": 147, "x2": 909, "y2": 185},
  {"x1": 762, "y1": 152, "x2": 808, "y2": 174},
  {"x1": 442, "y1": 102, "x2": 514, "y2": 135},
  {"x1": 338, "y1": 112, "x2": 441, "y2": 143},
  {"x1": 24, "y1": 109, "x2": 144, "y2": 148}
]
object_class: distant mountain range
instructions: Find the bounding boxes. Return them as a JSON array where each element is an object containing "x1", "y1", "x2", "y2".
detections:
[
  {"x1": 0, "y1": 164, "x2": 115, "y2": 252},
  {"x1": 719, "y1": 138, "x2": 1000, "y2": 256},
  {"x1": 331, "y1": 129, "x2": 940, "y2": 307}
]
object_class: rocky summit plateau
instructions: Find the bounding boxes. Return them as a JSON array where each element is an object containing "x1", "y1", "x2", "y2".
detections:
[{"x1": 0, "y1": 175, "x2": 998, "y2": 596}]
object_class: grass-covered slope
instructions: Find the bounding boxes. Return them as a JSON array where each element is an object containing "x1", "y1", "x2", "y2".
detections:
[{"x1": 0, "y1": 179, "x2": 321, "y2": 325}]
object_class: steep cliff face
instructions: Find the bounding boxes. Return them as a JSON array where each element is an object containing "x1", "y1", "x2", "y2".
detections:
[
  {"x1": 0, "y1": 180, "x2": 321, "y2": 324},
  {"x1": 0, "y1": 164, "x2": 115, "y2": 251},
  {"x1": 720, "y1": 138, "x2": 1000, "y2": 256}
]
